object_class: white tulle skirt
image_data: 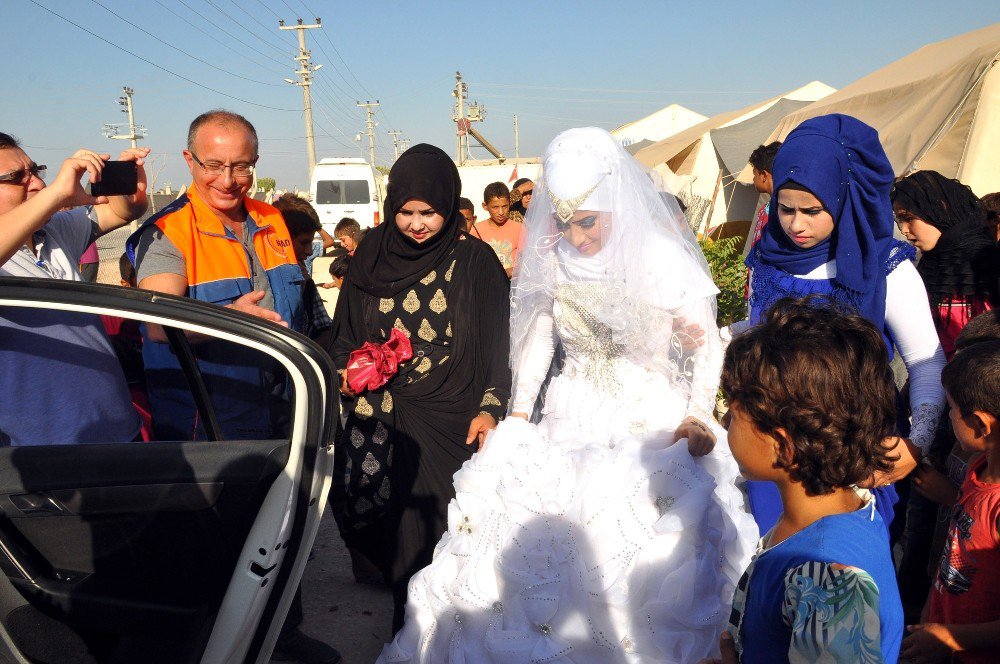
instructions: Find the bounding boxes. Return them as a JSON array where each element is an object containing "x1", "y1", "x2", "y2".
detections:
[{"x1": 378, "y1": 374, "x2": 757, "y2": 663}]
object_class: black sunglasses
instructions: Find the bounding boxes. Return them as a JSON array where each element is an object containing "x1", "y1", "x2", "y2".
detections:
[{"x1": 0, "y1": 163, "x2": 46, "y2": 184}]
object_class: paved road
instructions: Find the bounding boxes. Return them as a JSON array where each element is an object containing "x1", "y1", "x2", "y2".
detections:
[{"x1": 281, "y1": 513, "x2": 394, "y2": 664}]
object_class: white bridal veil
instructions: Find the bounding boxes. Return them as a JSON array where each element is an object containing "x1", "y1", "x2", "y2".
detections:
[{"x1": 509, "y1": 127, "x2": 721, "y2": 415}]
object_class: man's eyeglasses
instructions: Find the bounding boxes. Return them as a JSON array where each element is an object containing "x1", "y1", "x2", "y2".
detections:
[
  {"x1": 190, "y1": 152, "x2": 256, "y2": 180},
  {"x1": 0, "y1": 164, "x2": 46, "y2": 185}
]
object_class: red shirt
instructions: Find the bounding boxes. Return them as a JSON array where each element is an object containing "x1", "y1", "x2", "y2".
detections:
[
  {"x1": 929, "y1": 454, "x2": 1000, "y2": 663},
  {"x1": 937, "y1": 297, "x2": 993, "y2": 360}
]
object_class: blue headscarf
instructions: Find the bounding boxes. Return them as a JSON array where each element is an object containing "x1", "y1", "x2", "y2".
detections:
[{"x1": 751, "y1": 114, "x2": 898, "y2": 334}]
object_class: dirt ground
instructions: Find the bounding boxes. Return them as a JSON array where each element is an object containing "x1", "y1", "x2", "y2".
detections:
[{"x1": 273, "y1": 513, "x2": 394, "y2": 664}]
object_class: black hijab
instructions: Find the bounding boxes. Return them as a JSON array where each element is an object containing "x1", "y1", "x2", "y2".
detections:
[
  {"x1": 891, "y1": 170, "x2": 1000, "y2": 317},
  {"x1": 350, "y1": 144, "x2": 463, "y2": 297}
]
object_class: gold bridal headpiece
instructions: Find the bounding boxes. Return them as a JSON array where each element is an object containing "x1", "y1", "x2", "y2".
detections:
[{"x1": 547, "y1": 181, "x2": 602, "y2": 224}]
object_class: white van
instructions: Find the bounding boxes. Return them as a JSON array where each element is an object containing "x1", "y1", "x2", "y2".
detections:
[{"x1": 310, "y1": 158, "x2": 384, "y2": 233}]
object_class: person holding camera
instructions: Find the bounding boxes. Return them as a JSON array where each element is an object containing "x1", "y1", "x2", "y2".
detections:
[{"x1": 0, "y1": 131, "x2": 150, "y2": 446}]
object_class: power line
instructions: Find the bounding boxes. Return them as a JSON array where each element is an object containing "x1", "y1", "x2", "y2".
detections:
[
  {"x1": 252, "y1": 0, "x2": 283, "y2": 20},
  {"x1": 173, "y1": 0, "x2": 289, "y2": 69},
  {"x1": 27, "y1": 0, "x2": 299, "y2": 112},
  {"x1": 477, "y1": 93, "x2": 732, "y2": 105},
  {"x1": 226, "y1": 0, "x2": 295, "y2": 48},
  {"x1": 298, "y1": 0, "x2": 373, "y2": 99},
  {"x1": 150, "y1": 0, "x2": 286, "y2": 76},
  {"x1": 479, "y1": 82, "x2": 782, "y2": 95},
  {"x1": 203, "y1": 0, "x2": 292, "y2": 57},
  {"x1": 88, "y1": 0, "x2": 285, "y2": 88}
]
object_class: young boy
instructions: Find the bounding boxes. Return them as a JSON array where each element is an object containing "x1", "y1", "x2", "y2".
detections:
[
  {"x1": 747, "y1": 141, "x2": 781, "y2": 247},
  {"x1": 713, "y1": 297, "x2": 904, "y2": 663},
  {"x1": 273, "y1": 193, "x2": 333, "y2": 345},
  {"x1": 900, "y1": 340, "x2": 1000, "y2": 663},
  {"x1": 458, "y1": 197, "x2": 480, "y2": 237},
  {"x1": 334, "y1": 217, "x2": 362, "y2": 256},
  {"x1": 474, "y1": 182, "x2": 520, "y2": 277},
  {"x1": 322, "y1": 254, "x2": 351, "y2": 291}
]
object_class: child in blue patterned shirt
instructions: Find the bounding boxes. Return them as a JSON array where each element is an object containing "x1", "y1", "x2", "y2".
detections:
[{"x1": 705, "y1": 297, "x2": 904, "y2": 664}]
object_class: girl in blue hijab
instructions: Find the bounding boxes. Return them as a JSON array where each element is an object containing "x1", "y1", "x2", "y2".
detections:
[{"x1": 741, "y1": 114, "x2": 946, "y2": 536}]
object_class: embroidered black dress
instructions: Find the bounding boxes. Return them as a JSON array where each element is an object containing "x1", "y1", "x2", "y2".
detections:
[{"x1": 331, "y1": 144, "x2": 511, "y2": 631}]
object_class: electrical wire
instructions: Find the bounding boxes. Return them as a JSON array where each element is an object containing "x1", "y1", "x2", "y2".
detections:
[
  {"x1": 150, "y1": 0, "x2": 287, "y2": 76},
  {"x1": 224, "y1": 0, "x2": 294, "y2": 50},
  {"x1": 252, "y1": 0, "x2": 283, "y2": 20},
  {"x1": 88, "y1": 0, "x2": 285, "y2": 87},
  {"x1": 27, "y1": 0, "x2": 299, "y2": 112},
  {"x1": 478, "y1": 83, "x2": 781, "y2": 95},
  {"x1": 203, "y1": 0, "x2": 292, "y2": 57},
  {"x1": 173, "y1": 0, "x2": 289, "y2": 69}
]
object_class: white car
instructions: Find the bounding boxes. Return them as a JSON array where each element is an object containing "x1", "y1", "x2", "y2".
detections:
[{"x1": 0, "y1": 277, "x2": 336, "y2": 663}]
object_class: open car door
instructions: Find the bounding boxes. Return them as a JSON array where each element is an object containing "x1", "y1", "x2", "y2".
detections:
[{"x1": 0, "y1": 277, "x2": 336, "y2": 663}]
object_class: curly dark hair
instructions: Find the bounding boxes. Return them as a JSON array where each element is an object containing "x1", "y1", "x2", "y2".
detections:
[
  {"x1": 942, "y1": 339, "x2": 1000, "y2": 420},
  {"x1": 721, "y1": 296, "x2": 898, "y2": 495},
  {"x1": 748, "y1": 141, "x2": 782, "y2": 174}
]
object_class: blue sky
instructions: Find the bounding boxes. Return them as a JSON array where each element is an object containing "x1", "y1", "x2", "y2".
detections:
[{"x1": 6, "y1": 1, "x2": 999, "y2": 191}]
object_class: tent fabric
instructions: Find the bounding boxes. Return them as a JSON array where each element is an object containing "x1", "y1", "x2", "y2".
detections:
[
  {"x1": 624, "y1": 139, "x2": 655, "y2": 155},
  {"x1": 709, "y1": 98, "x2": 812, "y2": 174},
  {"x1": 612, "y1": 104, "x2": 707, "y2": 148},
  {"x1": 748, "y1": 23, "x2": 1000, "y2": 195},
  {"x1": 632, "y1": 105, "x2": 756, "y2": 169}
]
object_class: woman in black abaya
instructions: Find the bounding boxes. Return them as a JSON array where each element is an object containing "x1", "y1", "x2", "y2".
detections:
[{"x1": 331, "y1": 144, "x2": 511, "y2": 631}]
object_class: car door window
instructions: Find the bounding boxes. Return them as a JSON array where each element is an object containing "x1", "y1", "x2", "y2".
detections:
[{"x1": 0, "y1": 280, "x2": 334, "y2": 663}]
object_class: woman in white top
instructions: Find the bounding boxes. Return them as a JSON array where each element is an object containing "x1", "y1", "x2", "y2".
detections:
[
  {"x1": 739, "y1": 114, "x2": 945, "y2": 536},
  {"x1": 377, "y1": 128, "x2": 757, "y2": 663}
]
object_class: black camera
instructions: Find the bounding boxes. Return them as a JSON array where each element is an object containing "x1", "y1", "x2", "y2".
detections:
[{"x1": 88, "y1": 161, "x2": 138, "y2": 197}]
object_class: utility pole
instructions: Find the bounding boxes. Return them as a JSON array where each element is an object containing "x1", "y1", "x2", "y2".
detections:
[
  {"x1": 280, "y1": 18, "x2": 323, "y2": 179},
  {"x1": 387, "y1": 129, "x2": 403, "y2": 162},
  {"x1": 102, "y1": 86, "x2": 147, "y2": 148},
  {"x1": 356, "y1": 101, "x2": 380, "y2": 168},
  {"x1": 452, "y1": 71, "x2": 468, "y2": 165},
  {"x1": 102, "y1": 86, "x2": 148, "y2": 230},
  {"x1": 514, "y1": 114, "x2": 519, "y2": 163}
]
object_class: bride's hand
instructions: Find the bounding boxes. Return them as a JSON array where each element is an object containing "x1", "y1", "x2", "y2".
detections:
[
  {"x1": 858, "y1": 435, "x2": 920, "y2": 488},
  {"x1": 674, "y1": 319, "x2": 706, "y2": 353},
  {"x1": 466, "y1": 413, "x2": 498, "y2": 451},
  {"x1": 674, "y1": 416, "x2": 716, "y2": 456},
  {"x1": 698, "y1": 631, "x2": 738, "y2": 664},
  {"x1": 509, "y1": 412, "x2": 529, "y2": 420}
]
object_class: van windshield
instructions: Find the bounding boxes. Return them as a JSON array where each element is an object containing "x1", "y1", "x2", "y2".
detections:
[{"x1": 316, "y1": 180, "x2": 371, "y2": 205}]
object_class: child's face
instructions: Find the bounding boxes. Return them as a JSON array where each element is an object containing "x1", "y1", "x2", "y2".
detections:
[
  {"x1": 291, "y1": 232, "x2": 315, "y2": 264},
  {"x1": 459, "y1": 208, "x2": 476, "y2": 230},
  {"x1": 337, "y1": 232, "x2": 357, "y2": 252},
  {"x1": 331, "y1": 275, "x2": 344, "y2": 289},
  {"x1": 752, "y1": 168, "x2": 772, "y2": 195},
  {"x1": 893, "y1": 205, "x2": 942, "y2": 252},
  {"x1": 723, "y1": 402, "x2": 781, "y2": 481},
  {"x1": 947, "y1": 394, "x2": 987, "y2": 453},
  {"x1": 483, "y1": 196, "x2": 510, "y2": 225},
  {"x1": 777, "y1": 188, "x2": 835, "y2": 249}
]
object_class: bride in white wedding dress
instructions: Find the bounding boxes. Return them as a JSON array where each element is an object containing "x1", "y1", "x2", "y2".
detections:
[{"x1": 378, "y1": 128, "x2": 757, "y2": 663}]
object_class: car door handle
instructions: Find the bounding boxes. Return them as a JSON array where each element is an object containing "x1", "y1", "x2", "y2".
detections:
[
  {"x1": 8, "y1": 493, "x2": 66, "y2": 516},
  {"x1": 249, "y1": 561, "x2": 277, "y2": 578}
]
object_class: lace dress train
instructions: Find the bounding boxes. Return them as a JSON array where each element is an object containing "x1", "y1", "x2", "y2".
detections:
[{"x1": 378, "y1": 280, "x2": 757, "y2": 663}]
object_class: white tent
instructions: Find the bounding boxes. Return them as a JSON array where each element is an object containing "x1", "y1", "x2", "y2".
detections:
[
  {"x1": 739, "y1": 23, "x2": 1000, "y2": 197},
  {"x1": 633, "y1": 81, "x2": 836, "y2": 237},
  {"x1": 612, "y1": 104, "x2": 707, "y2": 153}
]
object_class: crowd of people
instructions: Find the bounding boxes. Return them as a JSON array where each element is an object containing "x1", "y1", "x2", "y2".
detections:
[{"x1": 2, "y1": 109, "x2": 1000, "y2": 663}]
